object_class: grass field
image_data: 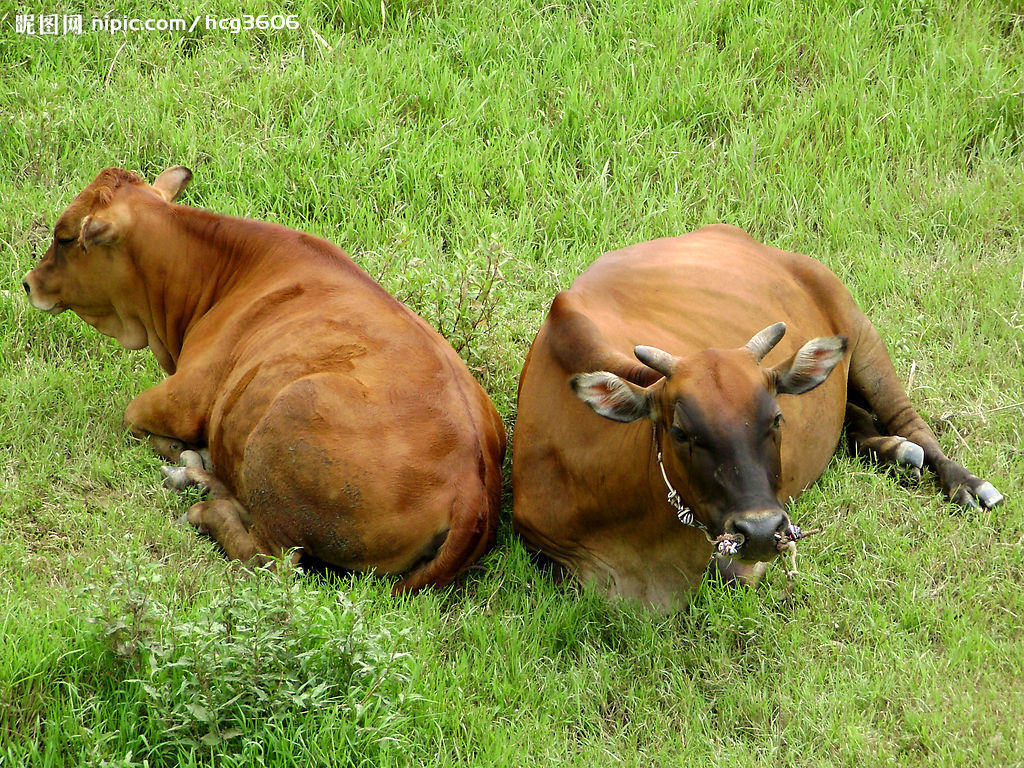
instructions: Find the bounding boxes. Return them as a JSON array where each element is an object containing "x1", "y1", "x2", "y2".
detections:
[{"x1": 2, "y1": 0, "x2": 1023, "y2": 765}]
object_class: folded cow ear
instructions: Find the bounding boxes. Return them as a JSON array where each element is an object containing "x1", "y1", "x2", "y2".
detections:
[
  {"x1": 773, "y1": 335, "x2": 847, "y2": 395},
  {"x1": 151, "y1": 166, "x2": 193, "y2": 202},
  {"x1": 570, "y1": 371, "x2": 654, "y2": 422},
  {"x1": 79, "y1": 215, "x2": 120, "y2": 250}
]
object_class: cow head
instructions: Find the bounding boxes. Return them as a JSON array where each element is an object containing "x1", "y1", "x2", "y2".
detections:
[
  {"x1": 570, "y1": 323, "x2": 846, "y2": 563},
  {"x1": 21, "y1": 166, "x2": 192, "y2": 348}
]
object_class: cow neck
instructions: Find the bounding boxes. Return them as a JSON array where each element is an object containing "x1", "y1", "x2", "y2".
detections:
[
  {"x1": 132, "y1": 206, "x2": 274, "y2": 373},
  {"x1": 651, "y1": 422, "x2": 707, "y2": 533}
]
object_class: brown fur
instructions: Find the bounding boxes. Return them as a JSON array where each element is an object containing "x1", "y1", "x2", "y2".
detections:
[
  {"x1": 24, "y1": 167, "x2": 506, "y2": 592},
  {"x1": 512, "y1": 224, "x2": 1000, "y2": 608}
]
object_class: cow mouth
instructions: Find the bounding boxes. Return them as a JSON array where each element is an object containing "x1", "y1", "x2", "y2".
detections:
[{"x1": 26, "y1": 294, "x2": 65, "y2": 314}]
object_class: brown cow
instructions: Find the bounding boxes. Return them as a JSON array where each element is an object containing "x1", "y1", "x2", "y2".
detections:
[
  {"x1": 512, "y1": 224, "x2": 1002, "y2": 608},
  {"x1": 23, "y1": 166, "x2": 505, "y2": 592}
]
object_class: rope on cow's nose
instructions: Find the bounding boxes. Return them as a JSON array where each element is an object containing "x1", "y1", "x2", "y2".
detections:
[
  {"x1": 652, "y1": 423, "x2": 822, "y2": 572},
  {"x1": 653, "y1": 424, "x2": 756, "y2": 557},
  {"x1": 774, "y1": 524, "x2": 821, "y2": 579}
]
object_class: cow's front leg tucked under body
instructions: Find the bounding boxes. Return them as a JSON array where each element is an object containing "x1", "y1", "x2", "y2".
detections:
[{"x1": 125, "y1": 377, "x2": 210, "y2": 464}]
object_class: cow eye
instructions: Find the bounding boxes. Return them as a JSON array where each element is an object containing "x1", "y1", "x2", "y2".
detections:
[
  {"x1": 670, "y1": 425, "x2": 703, "y2": 447},
  {"x1": 56, "y1": 235, "x2": 76, "y2": 247},
  {"x1": 669, "y1": 425, "x2": 690, "y2": 443},
  {"x1": 772, "y1": 412, "x2": 785, "y2": 430}
]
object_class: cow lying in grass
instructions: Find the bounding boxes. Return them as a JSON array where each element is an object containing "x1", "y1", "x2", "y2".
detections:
[
  {"x1": 23, "y1": 166, "x2": 506, "y2": 592},
  {"x1": 512, "y1": 224, "x2": 1003, "y2": 608}
]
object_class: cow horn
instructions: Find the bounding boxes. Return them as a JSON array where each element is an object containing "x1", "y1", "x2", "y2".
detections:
[
  {"x1": 745, "y1": 322, "x2": 787, "y2": 362},
  {"x1": 634, "y1": 345, "x2": 677, "y2": 377}
]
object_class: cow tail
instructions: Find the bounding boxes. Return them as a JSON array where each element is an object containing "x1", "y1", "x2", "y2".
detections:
[{"x1": 392, "y1": 471, "x2": 498, "y2": 594}]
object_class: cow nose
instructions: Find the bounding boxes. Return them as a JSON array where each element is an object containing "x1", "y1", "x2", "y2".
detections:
[
  {"x1": 22, "y1": 279, "x2": 31, "y2": 295},
  {"x1": 727, "y1": 510, "x2": 789, "y2": 561}
]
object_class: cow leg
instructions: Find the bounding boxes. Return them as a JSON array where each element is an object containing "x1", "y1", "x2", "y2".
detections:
[
  {"x1": 145, "y1": 436, "x2": 211, "y2": 467},
  {"x1": 847, "y1": 322, "x2": 1003, "y2": 509},
  {"x1": 146, "y1": 434, "x2": 188, "y2": 464},
  {"x1": 161, "y1": 458, "x2": 271, "y2": 564},
  {"x1": 845, "y1": 402, "x2": 924, "y2": 479},
  {"x1": 125, "y1": 379, "x2": 208, "y2": 463},
  {"x1": 182, "y1": 500, "x2": 272, "y2": 565}
]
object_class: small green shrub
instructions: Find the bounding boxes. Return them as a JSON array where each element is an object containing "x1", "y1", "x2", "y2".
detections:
[
  {"x1": 78, "y1": 556, "x2": 412, "y2": 764},
  {"x1": 386, "y1": 237, "x2": 508, "y2": 364}
]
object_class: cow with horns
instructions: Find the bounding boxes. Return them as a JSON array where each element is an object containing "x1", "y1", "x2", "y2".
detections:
[{"x1": 512, "y1": 224, "x2": 1003, "y2": 608}]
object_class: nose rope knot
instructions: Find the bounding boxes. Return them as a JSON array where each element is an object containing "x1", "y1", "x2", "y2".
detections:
[
  {"x1": 651, "y1": 423, "x2": 820, "y2": 573},
  {"x1": 774, "y1": 523, "x2": 820, "y2": 578}
]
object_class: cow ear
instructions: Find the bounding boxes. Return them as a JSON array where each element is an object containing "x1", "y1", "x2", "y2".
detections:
[
  {"x1": 773, "y1": 335, "x2": 847, "y2": 395},
  {"x1": 151, "y1": 166, "x2": 192, "y2": 202},
  {"x1": 570, "y1": 371, "x2": 653, "y2": 422},
  {"x1": 79, "y1": 215, "x2": 120, "y2": 250}
]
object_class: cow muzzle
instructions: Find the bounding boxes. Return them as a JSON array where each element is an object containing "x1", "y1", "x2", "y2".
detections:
[
  {"x1": 722, "y1": 509, "x2": 792, "y2": 562},
  {"x1": 22, "y1": 273, "x2": 63, "y2": 313}
]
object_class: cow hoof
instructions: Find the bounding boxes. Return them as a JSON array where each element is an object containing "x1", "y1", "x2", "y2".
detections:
[
  {"x1": 951, "y1": 480, "x2": 1004, "y2": 510},
  {"x1": 902, "y1": 465, "x2": 922, "y2": 481},
  {"x1": 161, "y1": 465, "x2": 188, "y2": 490},
  {"x1": 179, "y1": 450, "x2": 205, "y2": 469},
  {"x1": 175, "y1": 505, "x2": 203, "y2": 528},
  {"x1": 975, "y1": 481, "x2": 1004, "y2": 509},
  {"x1": 951, "y1": 486, "x2": 982, "y2": 511},
  {"x1": 894, "y1": 440, "x2": 924, "y2": 469}
]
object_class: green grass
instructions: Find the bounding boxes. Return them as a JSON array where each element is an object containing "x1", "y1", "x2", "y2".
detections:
[{"x1": 2, "y1": 0, "x2": 1022, "y2": 765}]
